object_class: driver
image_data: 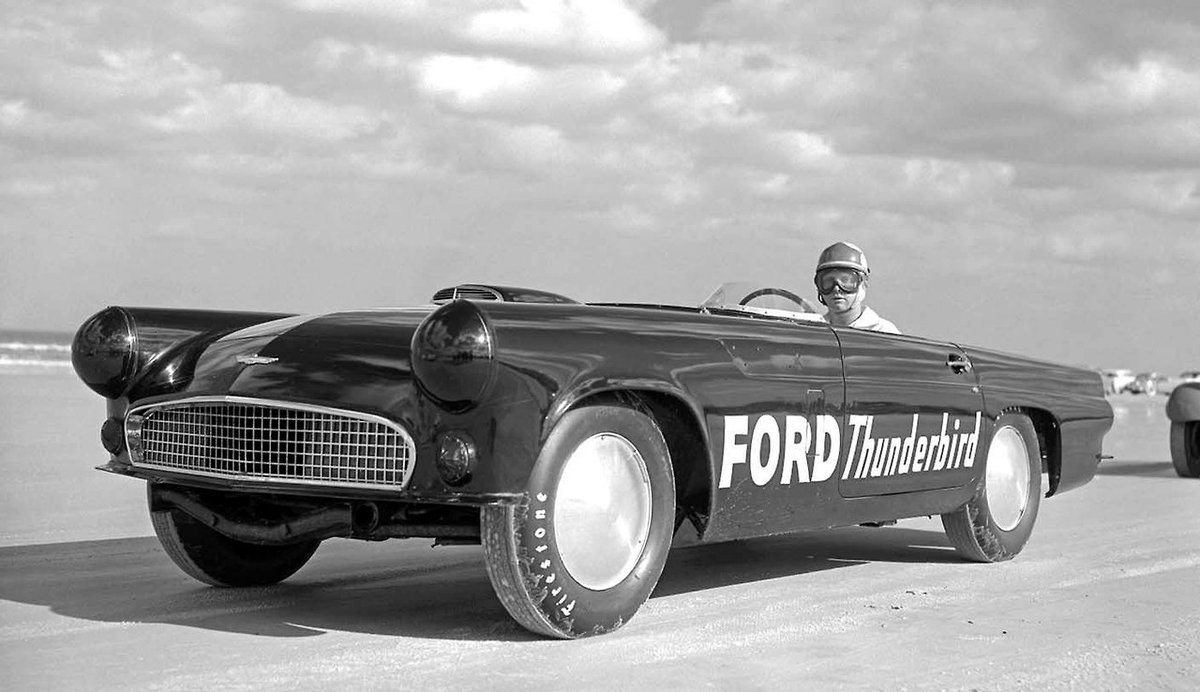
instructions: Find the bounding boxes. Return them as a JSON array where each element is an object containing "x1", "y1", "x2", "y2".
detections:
[{"x1": 814, "y1": 241, "x2": 900, "y2": 334}]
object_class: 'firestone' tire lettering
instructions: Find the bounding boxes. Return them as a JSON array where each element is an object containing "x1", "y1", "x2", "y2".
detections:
[{"x1": 481, "y1": 402, "x2": 675, "y2": 639}]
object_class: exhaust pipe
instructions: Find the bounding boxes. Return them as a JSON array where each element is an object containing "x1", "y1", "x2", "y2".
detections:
[
  {"x1": 152, "y1": 488, "x2": 353, "y2": 545},
  {"x1": 351, "y1": 502, "x2": 380, "y2": 534},
  {"x1": 151, "y1": 488, "x2": 483, "y2": 544}
]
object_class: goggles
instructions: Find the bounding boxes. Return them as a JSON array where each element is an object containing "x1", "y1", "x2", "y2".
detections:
[{"x1": 815, "y1": 268, "x2": 864, "y2": 295}]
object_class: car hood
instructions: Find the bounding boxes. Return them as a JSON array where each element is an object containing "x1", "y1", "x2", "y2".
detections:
[{"x1": 185, "y1": 308, "x2": 436, "y2": 415}]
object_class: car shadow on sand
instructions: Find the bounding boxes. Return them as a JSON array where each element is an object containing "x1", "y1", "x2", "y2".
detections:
[
  {"x1": 656, "y1": 525, "x2": 959, "y2": 597},
  {"x1": 0, "y1": 525, "x2": 959, "y2": 642}
]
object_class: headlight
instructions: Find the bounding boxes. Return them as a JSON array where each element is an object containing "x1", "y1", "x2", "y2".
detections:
[
  {"x1": 436, "y1": 431, "x2": 477, "y2": 486},
  {"x1": 410, "y1": 300, "x2": 497, "y2": 412},
  {"x1": 71, "y1": 307, "x2": 139, "y2": 399}
]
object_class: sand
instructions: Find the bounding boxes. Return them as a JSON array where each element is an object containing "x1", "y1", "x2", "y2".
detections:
[{"x1": 1, "y1": 371, "x2": 1196, "y2": 690}]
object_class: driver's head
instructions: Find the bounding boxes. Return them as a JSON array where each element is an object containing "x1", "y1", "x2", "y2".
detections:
[{"x1": 815, "y1": 241, "x2": 869, "y2": 321}]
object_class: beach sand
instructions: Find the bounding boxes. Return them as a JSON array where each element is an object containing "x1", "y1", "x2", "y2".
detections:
[
  {"x1": 0, "y1": 369, "x2": 150, "y2": 546},
  {"x1": 1, "y1": 370, "x2": 1196, "y2": 689}
]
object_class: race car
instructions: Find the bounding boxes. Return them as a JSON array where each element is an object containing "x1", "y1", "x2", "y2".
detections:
[
  {"x1": 70, "y1": 281, "x2": 1113, "y2": 638},
  {"x1": 1167, "y1": 382, "x2": 1200, "y2": 478}
]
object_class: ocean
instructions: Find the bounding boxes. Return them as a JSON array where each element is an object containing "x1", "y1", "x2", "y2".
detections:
[{"x1": 0, "y1": 328, "x2": 74, "y2": 370}]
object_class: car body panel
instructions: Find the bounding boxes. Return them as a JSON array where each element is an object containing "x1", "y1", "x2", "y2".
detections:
[
  {"x1": 835, "y1": 328, "x2": 985, "y2": 498},
  {"x1": 957, "y1": 345, "x2": 1112, "y2": 494}
]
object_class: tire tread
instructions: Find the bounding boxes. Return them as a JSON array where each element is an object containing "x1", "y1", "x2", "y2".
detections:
[
  {"x1": 940, "y1": 412, "x2": 1040, "y2": 563},
  {"x1": 151, "y1": 509, "x2": 225, "y2": 586},
  {"x1": 1170, "y1": 422, "x2": 1200, "y2": 478},
  {"x1": 150, "y1": 506, "x2": 318, "y2": 587},
  {"x1": 479, "y1": 402, "x2": 673, "y2": 638},
  {"x1": 481, "y1": 504, "x2": 570, "y2": 639}
]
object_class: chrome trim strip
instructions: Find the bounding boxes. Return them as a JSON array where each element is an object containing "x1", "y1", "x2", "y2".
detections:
[
  {"x1": 235, "y1": 355, "x2": 279, "y2": 365},
  {"x1": 125, "y1": 395, "x2": 416, "y2": 492}
]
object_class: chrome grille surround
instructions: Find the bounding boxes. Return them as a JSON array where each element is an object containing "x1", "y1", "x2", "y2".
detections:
[{"x1": 125, "y1": 396, "x2": 415, "y2": 491}]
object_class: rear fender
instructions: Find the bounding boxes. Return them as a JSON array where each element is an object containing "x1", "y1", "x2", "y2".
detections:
[{"x1": 1167, "y1": 383, "x2": 1200, "y2": 422}]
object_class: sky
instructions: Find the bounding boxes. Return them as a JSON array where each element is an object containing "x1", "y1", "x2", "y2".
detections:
[{"x1": 1, "y1": 0, "x2": 1197, "y2": 374}]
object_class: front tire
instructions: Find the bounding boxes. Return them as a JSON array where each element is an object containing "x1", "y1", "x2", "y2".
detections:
[
  {"x1": 481, "y1": 402, "x2": 675, "y2": 638},
  {"x1": 941, "y1": 412, "x2": 1042, "y2": 562},
  {"x1": 149, "y1": 490, "x2": 319, "y2": 587},
  {"x1": 1171, "y1": 421, "x2": 1200, "y2": 478}
]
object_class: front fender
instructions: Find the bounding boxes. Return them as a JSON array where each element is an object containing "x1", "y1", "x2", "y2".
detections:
[
  {"x1": 546, "y1": 377, "x2": 707, "y2": 442},
  {"x1": 1166, "y1": 383, "x2": 1200, "y2": 422}
]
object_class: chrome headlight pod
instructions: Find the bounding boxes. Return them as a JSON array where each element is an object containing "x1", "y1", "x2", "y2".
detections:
[{"x1": 410, "y1": 300, "x2": 498, "y2": 413}]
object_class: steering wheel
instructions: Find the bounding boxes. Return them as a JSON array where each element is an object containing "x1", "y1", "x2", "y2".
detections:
[{"x1": 737, "y1": 287, "x2": 817, "y2": 313}]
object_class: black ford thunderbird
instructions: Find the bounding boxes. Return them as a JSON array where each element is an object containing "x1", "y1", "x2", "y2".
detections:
[{"x1": 71, "y1": 282, "x2": 1113, "y2": 638}]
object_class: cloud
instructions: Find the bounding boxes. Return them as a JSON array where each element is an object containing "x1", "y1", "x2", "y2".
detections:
[
  {"x1": 414, "y1": 55, "x2": 540, "y2": 111},
  {"x1": 291, "y1": 0, "x2": 432, "y2": 22},
  {"x1": 93, "y1": 48, "x2": 219, "y2": 99},
  {"x1": 651, "y1": 81, "x2": 757, "y2": 131},
  {"x1": 147, "y1": 81, "x2": 386, "y2": 141},
  {"x1": 295, "y1": 0, "x2": 664, "y2": 62},
  {"x1": 2, "y1": 176, "x2": 97, "y2": 198},
  {"x1": 1083, "y1": 57, "x2": 1199, "y2": 110},
  {"x1": 902, "y1": 158, "x2": 1015, "y2": 199},
  {"x1": 465, "y1": 0, "x2": 665, "y2": 60},
  {"x1": 489, "y1": 123, "x2": 578, "y2": 168},
  {"x1": 771, "y1": 130, "x2": 837, "y2": 168},
  {"x1": 180, "y1": 4, "x2": 251, "y2": 36},
  {"x1": 4, "y1": 0, "x2": 1199, "y2": 374},
  {"x1": 1044, "y1": 229, "x2": 1131, "y2": 264},
  {"x1": 0, "y1": 99, "x2": 31, "y2": 130},
  {"x1": 412, "y1": 54, "x2": 626, "y2": 117},
  {"x1": 29, "y1": 45, "x2": 390, "y2": 144},
  {"x1": 313, "y1": 39, "x2": 409, "y2": 75}
]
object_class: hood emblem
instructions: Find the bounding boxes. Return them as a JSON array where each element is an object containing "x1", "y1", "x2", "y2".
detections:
[{"x1": 236, "y1": 354, "x2": 279, "y2": 365}]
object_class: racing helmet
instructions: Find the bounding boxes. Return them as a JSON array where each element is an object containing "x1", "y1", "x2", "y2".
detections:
[{"x1": 815, "y1": 241, "x2": 870, "y2": 275}]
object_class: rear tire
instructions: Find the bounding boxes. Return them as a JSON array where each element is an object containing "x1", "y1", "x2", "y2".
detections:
[
  {"x1": 941, "y1": 412, "x2": 1041, "y2": 563},
  {"x1": 481, "y1": 402, "x2": 675, "y2": 638},
  {"x1": 149, "y1": 490, "x2": 319, "y2": 587},
  {"x1": 1171, "y1": 421, "x2": 1200, "y2": 478}
]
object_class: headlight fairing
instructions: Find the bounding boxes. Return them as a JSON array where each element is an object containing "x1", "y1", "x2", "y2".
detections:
[
  {"x1": 71, "y1": 307, "x2": 300, "y2": 400},
  {"x1": 72, "y1": 307, "x2": 139, "y2": 398},
  {"x1": 410, "y1": 300, "x2": 498, "y2": 412}
]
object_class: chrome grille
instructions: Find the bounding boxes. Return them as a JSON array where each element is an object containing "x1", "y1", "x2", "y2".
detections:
[{"x1": 127, "y1": 397, "x2": 415, "y2": 491}]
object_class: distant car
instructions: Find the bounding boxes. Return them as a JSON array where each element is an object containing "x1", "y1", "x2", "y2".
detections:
[
  {"x1": 1179, "y1": 371, "x2": 1200, "y2": 383},
  {"x1": 70, "y1": 281, "x2": 1114, "y2": 638},
  {"x1": 1126, "y1": 372, "x2": 1166, "y2": 395},
  {"x1": 1167, "y1": 383, "x2": 1200, "y2": 478},
  {"x1": 1102, "y1": 369, "x2": 1136, "y2": 395}
]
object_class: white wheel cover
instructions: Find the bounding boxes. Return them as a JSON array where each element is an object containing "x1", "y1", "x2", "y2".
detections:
[
  {"x1": 985, "y1": 425, "x2": 1032, "y2": 531},
  {"x1": 553, "y1": 433, "x2": 652, "y2": 591}
]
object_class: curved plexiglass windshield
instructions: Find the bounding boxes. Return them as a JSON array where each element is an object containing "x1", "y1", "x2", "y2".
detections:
[{"x1": 701, "y1": 281, "x2": 824, "y2": 322}]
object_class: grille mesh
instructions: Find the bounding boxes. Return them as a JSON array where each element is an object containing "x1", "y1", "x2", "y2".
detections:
[{"x1": 131, "y1": 400, "x2": 414, "y2": 491}]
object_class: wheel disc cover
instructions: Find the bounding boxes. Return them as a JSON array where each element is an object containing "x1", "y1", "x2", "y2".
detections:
[
  {"x1": 552, "y1": 433, "x2": 652, "y2": 591},
  {"x1": 985, "y1": 425, "x2": 1031, "y2": 531}
]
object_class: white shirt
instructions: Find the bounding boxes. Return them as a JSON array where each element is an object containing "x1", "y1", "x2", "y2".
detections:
[{"x1": 825, "y1": 306, "x2": 901, "y2": 334}]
